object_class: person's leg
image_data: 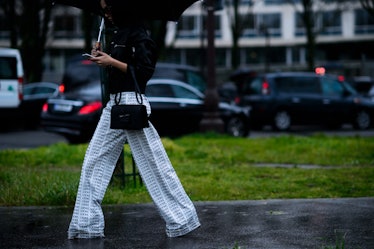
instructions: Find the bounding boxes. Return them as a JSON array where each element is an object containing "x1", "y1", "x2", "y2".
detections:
[
  {"x1": 126, "y1": 123, "x2": 200, "y2": 237},
  {"x1": 68, "y1": 105, "x2": 126, "y2": 239}
]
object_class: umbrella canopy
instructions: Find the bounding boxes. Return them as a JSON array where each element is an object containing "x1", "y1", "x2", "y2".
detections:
[
  {"x1": 52, "y1": 0, "x2": 201, "y2": 22},
  {"x1": 52, "y1": 0, "x2": 102, "y2": 15}
]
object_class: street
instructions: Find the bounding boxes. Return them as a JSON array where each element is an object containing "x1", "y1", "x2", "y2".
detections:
[{"x1": 1, "y1": 125, "x2": 374, "y2": 150}]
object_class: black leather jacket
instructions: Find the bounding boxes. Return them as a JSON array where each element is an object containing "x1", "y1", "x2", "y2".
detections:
[{"x1": 106, "y1": 23, "x2": 157, "y2": 94}]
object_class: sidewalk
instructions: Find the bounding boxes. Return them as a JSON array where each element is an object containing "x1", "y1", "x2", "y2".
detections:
[{"x1": 0, "y1": 197, "x2": 373, "y2": 249}]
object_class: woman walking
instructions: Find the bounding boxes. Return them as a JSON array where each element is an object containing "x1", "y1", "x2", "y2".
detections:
[{"x1": 68, "y1": 0, "x2": 200, "y2": 239}]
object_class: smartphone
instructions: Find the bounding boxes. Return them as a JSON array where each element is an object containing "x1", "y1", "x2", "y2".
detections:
[{"x1": 82, "y1": 53, "x2": 94, "y2": 58}]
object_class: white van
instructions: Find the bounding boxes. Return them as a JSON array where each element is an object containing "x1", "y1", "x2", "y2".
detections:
[{"x1": 0, "y1": 48, "x2": 24, "y2": 109}]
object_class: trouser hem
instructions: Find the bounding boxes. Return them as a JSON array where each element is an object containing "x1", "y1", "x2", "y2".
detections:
[
  {"x1": 68, "y1": 230, "x2": 105, "y2": 239},
  {"x1": 166, "y1": 220, "x2": 201, "y2": 237}
]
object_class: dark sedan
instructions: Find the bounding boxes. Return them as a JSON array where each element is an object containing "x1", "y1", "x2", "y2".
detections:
[
  {"x1": 233, "y1": 71, "x2": 374, "y2": 131},
  {"x1": 40, "y1": 79, "x2": 250, "y2": 143},
  {"x1": 146, "y1": 79, "x2": 251, "y2": 137},
  {"x1": 40, "y1": 81, "x2": 103, "y2": 143}
]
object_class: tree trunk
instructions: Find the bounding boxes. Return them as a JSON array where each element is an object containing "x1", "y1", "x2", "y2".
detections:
[
  {"x1": 0, "y1": 0, "x2": 18, "y2": 48},
  {"x1": 360, "y1": 0, "x2": 374, "y2": 17},
  {"x1": 302, "y1": 0, "x2": 315, "y2": 71},
  {"x1": 19, "y1": 0, "x2": 51, "y2": 83},
  {"x1": 82, "y1": 11, "x2": 95, "y2": 53},
  {"x1": 231, "y1": 0, "x2": 240, "y2": 69}
]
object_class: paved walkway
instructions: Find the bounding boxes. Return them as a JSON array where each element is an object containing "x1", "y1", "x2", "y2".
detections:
[{"x1": 0, "y1": 198, "x2": 373, "y2": 249}]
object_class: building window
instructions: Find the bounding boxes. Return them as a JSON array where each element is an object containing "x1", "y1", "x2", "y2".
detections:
[
  {"x1": 355, "y1": 9, "x2": 374, "y2": 34},
  {"x1": 241, "y1": 13, "x2": 281, "y2": 38},
  {"x1": 201, "y1": 14, "x2": 222, "y2": 38},
  {"x1": 0, "y1": 15, "x2": 10, "y2": 39},
  {"x1": 215, "y1": 48, "x2": 228, "y2": 67},
  {"x1": 186, "y1": 48, "x2": 204, "y2": 66},
  {"x1": 295, "y1": 12, "x2": 305, "y2": 36},
  {"x1": 264, "y1": 0, "x2": 284, "y2": 5},
  {"x1": 320, "y1": 11, "x2": 341, "y2": 35},
  {"x1": 53, "y1": 14, "x2": 81, "y2": 39},
  {"x1": 239, "y1": 0, "x2": 254, "y2": 5},
  {"x1": 176, "y1": 15, "x2": 200, "y2": 39},
  {"x1": 243, "y1": 46, "x2": 286, "y2": 65},
  {"x1": 177, "y1": 14, "x2": 222, "y2": 39},
  {"x1": 295, "y1": 11, "x2": 341, "y2": 37}
]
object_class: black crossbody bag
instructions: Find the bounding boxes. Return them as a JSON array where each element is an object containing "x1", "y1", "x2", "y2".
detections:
[{"x1": 110, "y1": 65, "x2": 149, "y2": 130}]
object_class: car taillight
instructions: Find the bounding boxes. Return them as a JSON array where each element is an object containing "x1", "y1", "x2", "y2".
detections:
[
  {"x1": 262, "y1": 81, "x2": 270, "y2": 95},
  {"x1": 81, "y1": 60, "x2": 94, "y2": 65},
  {"x1": 79, "y1": 101, "x2": 102, "y2": 115},
  {"x1": 42, "y1": 103, "x2": 48, "y2": 112},
  {"x1": 338, "y1": 75, "x2": 345, "y2": 82},
  {"x1": 59, "y1": 84, "x2": 65, "y2": 93},
  {"x1": 234, "y1": 96, "x2": 241, "y2": 104},
  {"x1": 315, "y1": 67, "x2": 326, "y2": 75},
  {"x1": 18, "y1": 76, "x2": 23, "y2": 100}
]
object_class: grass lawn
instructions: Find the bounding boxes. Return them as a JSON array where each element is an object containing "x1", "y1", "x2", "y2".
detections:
[{"x1": 0, "y1": 133, "x2": 373, "y2": 206}]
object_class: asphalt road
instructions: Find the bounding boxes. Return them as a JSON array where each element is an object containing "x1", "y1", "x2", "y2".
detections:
[
  {"x1": 1, "y1": 126, "x2": 373, "y2": 248},
  {"x1": 1, "y1": 198, "x2": 373, "y2": 249},
  {"x1": 1, "y1": 125, "x2": 374, "y2": 150}
]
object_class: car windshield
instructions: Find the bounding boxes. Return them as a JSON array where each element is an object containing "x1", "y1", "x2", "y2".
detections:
[
  {"x1": 0, "y1": 57, "x2": 17, "y2": 79},
  {"x1": 152, "y1": 65, "x2": 206, "y2": 92},
  {"x1": 342, "y1": 80, "x2": 358, "y2": 95},
  {"x1": 185, "y1": 71, "x2": 206, "y2": 93},
  {"x1": 146, "y1": 83, "x2": 202, "y2": 100},
  {"x1": 242, "y1": 77, "x2": 263, "y2": 94},
  {"x1": 62, "y1": 61, "x2": 100, "y2": 92},
  {"x1": 69, "y1": 82, "x2": 102, "y2": 97}
]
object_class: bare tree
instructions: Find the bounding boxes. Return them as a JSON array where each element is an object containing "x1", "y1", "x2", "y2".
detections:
[
  {"x1": 360, "y1": 0, "x2": 374, "y2": 17},
  {"x1": 0, "y1": 0, "x2": 18, "y2": 48},
  {"x1": 226, "y1": 0, "x2": 240, "y2": 69},
  {"x1": 82, "y1": 11, "x2": 97, "y2": 53},
  {"x1": 288, "y1": 0, "x2": 353, "y2": 71},
  {"x1": 297, "y1": 0, "x2": 315, "y2": 71},
  {"x1": 0, "y1": 0, "x2": 52, "y2": 83},
  {"x1": 146, "y1": 20, "x2": 168, "y2": 59},
  {"x1": 225, "y1": 0, "x2": 253, "y2": 69}
]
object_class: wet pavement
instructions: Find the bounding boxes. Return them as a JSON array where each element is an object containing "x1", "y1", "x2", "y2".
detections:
[{"x1": 0, "y1": 197, "x2": 373, "y2": 249}]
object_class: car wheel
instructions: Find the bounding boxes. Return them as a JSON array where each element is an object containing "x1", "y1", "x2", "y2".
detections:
[
  {"x1": 226, "y1": 117, "x2": 249, "y2": 137},
  {"x1": 272, "y1": 110, "x2": 291, "y2": 131},
  {"x1": 353, "y1": 110, "x2": 371, "y2": 130}
]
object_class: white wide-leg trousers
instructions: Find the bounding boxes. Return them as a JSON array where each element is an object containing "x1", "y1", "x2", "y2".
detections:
[{"x1": 68, "y1": 92, "x2": 200, "y2": 239}]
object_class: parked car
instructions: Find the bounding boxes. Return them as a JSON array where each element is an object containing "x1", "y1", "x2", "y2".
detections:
[
  {"x1": 20, "y1": 81, "x2": 59, "y2": 127},
  {"x1": 40, "y1": 81, "x2": 103, "y2": 143},
  {"x1": 218, "y1": 68, "x2": 258, "y2": 103},
  {"x1": 348, "y1": 76, "x2": 374, "y2": 101},
  {"x1": 41, "y1": 58, "x2": 248, "y2": 142},
  {"x1": 0, "y1": 48, "x2": 25, "y2": 123},
  {"x1": 146, "y1": 79, "x2": 251, "y2": 137},
  {"x1": 152, "y1": 62, "x2": 207, "y2": 93},
  {"x1": 233, "y1": 71, "x2": 374, "y2": 131},
  {"x1": 40, "y1": 58, "x2": 103, "y2": 143}
]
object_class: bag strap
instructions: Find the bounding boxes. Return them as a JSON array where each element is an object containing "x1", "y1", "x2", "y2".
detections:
[
  {"x1": 129, "y1": 65, "x2": 144, "y2": 105},
  {"x1": 114, "y1": 64, "x2": 143, "y2": 105}
]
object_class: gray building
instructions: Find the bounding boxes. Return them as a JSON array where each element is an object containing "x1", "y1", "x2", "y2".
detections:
[{"x1": 0, "y1": 0, "x2": 373, "y2": 83}]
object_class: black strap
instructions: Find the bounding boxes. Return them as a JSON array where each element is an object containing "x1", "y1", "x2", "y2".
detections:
[{"x1": 114, "y1": 65, "x2": 143, "y2": 105}]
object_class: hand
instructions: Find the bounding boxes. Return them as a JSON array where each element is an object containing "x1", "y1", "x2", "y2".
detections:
[
  {"x1": 90, "y1": 51, "x2": 113, "y2": 67},
  {"x1": 91, "y1": 48, "x2": 100, "y2": 57}
]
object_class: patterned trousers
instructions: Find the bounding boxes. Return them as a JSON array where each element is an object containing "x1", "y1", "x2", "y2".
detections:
[{"x1": 68, "y1": 92, "x2": 200, "y2": 239}]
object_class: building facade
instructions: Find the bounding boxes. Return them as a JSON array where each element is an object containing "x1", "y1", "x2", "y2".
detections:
[
  {"x1": 0, "y1": 0, "x2": 373, "y2": 83},
  {"x1": 168, "y1": 0, "x2": 374, "y2": 79}
]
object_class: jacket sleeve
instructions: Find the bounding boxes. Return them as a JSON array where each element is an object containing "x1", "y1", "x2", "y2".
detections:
[{"x1": 132, "y1": 35, "x2": 158, "y2": 86}]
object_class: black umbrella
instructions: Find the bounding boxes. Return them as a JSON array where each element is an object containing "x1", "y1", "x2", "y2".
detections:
[
  {"x1": 51, "y1": 0, "x2": 102, "y2": 15},
  {"x1": 52, "y1": 0, "x2": 201, "y2": 21}
]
